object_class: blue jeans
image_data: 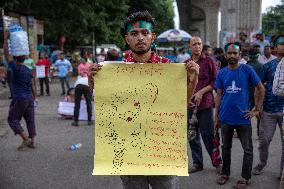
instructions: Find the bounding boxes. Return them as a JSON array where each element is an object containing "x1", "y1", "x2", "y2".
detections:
[{"x1": 188, "y1": 107, "x2": 215, "y2": 167}]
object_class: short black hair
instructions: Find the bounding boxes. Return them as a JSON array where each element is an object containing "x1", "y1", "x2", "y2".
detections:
[
  {"x1": 214, "y1": 48, "x2": 224, "y2": 55},
  {"x1": 124, "y1": 10, "x2": 156, "y2": 35},
  {"x1": 203, "y1": 44, "x2": 211, "y2": 51}
]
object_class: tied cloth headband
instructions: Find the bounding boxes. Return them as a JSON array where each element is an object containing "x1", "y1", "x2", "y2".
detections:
[
  {"x1": 225, "y1": 44, "x2": 240, "y2": 52},
  {"x1": 126, "y1": 21, "x2": 153, "y2": 33},
  {"x1": 275, "y1": 37, "x2": 284, "y2": 46}
]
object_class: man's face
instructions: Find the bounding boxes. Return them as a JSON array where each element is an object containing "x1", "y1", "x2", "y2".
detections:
[
  {"x1": 189, "y1": 37, "x2": 202, "y2": 56},
  {"x1": 240, "y1": 35, "x2": 247, "y2": 41},
  {"x1": 205, "y1": 48, "x2": 213, "y2": 56},
  {"x1": 125, "y1": 28, "x2": 155, "y2": 55},
  {"x1": 60, "y1": 54, "x2": 64, "y2": 60},
  {"x1": 264, "y1": 47, "x2": 271, "y2": 56},
  {"x1": 39, "y1": 53, "x2": 45, "y2": 59},
  {"x1": 260, "y1": 34, "x2": 264, "y2": 41},
  {"x1": 277, "y1": 43, "x2": 284, "y2": 57},
  {"x1": 226, "y1": 47, "x2": 240, "y2": 65}
]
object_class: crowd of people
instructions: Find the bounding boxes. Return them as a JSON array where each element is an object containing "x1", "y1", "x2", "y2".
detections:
[{"x1": 1, "y1": 9, "x2": 284, "y2": 189}]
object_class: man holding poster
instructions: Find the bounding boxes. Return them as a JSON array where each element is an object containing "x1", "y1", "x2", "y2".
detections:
[{"x1": 89, "y1": 11, "x2": 199, "y2": 189}]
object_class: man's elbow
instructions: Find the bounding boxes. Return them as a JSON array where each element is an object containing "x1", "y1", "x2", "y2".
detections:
[{"x1": 257, "y1": 83, "x2": 265, "y2": 95}]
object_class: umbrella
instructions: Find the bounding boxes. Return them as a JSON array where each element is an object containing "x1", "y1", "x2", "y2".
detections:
[
  {"x1": 157, "y1": 29, "x2": 192, "y2": 43},
  {"x1": 212, "y1": 128, "x2": 222, "y2": 167}
]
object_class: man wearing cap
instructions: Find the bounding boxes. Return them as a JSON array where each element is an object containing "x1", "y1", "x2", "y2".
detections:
[
  {"x1": 214, "y1": 43, "x2": 264, "y2": 188},
  {"x1": 253, "y1": 35, "x2": 284, "y2": 180},
  {"x1": 88, "y1": 11, "x2": 199, "y2": 189}
]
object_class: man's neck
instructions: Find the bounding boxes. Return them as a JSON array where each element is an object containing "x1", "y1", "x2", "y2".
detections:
[
  {"x1": 264, "y1": 54, "x2": 271, "y2": 59},
  {"x1": 192, "y1": 53, "x2": 201, "y2": 62},
  {"x1": 132, "y1": 50, "x2": 152, "y2": 63},
  {"x1": 228, "y1": 63, "x2": 240, "y2": 70},
  {"x1": 277, "y1": 54, "x2": 284, "y2": 60}
]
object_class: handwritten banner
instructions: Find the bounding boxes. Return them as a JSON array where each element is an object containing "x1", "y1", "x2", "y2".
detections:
[
  {"x1": 36, "y1": 65, "x2": 46, "y2": 78},
  {"x1": 93, "y1": 63, "x2": 188, "y2": 176}
]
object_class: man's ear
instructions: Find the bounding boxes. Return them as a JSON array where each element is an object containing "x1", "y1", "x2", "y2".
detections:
[{"x1": 125, "y1": 35, "x2": 130, "y2": 46}]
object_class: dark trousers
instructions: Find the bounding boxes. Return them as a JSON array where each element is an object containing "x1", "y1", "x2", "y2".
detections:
[
  {"x1": 221, "y1": 124, "x2": 253, "y2": 179},
  {"x1": 59, "y1": 76, "x2": 70, "y2": 94},
  {"x1": 188, "y1": 107, "x2": 215, "y2": 167},
  {"x1": 120, "y1": 175, "x2": 179, "y2": 189},
  {"x1": 39, "y1": 77, "x2": 50, "y2": 95},
  {"x1": 7, "y1": 99, "x2": 36, "y2": 138},
  {"x1": 74, "y1": 84, "x2": 92, "y2": 122}
]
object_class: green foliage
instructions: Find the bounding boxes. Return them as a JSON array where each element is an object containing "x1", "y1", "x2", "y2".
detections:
[
  {"x1": 262, "y1": 0, "x2": 284, "y2": 36},
  {"x1": 3, "y1": 0, "x2": 174, "y2": 50}
]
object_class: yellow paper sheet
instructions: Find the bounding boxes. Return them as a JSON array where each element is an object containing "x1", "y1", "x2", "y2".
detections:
[{"x1": 93, "y1": 63, "x2": 188, "y2": 176}]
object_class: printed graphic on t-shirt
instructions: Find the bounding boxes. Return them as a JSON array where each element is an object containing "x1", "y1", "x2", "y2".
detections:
[{"x1": 226, "y1": 81, "x2": 241, "y2": 94}]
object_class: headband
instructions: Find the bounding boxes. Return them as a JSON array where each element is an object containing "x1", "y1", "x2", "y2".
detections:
[
  {"x1": 225, "y1": 44, "x2": 240, "y2": 52},
  {"x1": 126, "y1": 21, "x2": 153, "y2": 33},
  {"x1": 275, "y1": 37, "x2": 284, "y2": 46}
]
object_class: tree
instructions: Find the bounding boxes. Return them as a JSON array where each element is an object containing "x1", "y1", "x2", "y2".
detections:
[
  {"x1": 262, "y1": 0, "x2": 284, "y2": 36},
  {"x1": 3, "y1": 0, "x2": 174, "y2": 50}
]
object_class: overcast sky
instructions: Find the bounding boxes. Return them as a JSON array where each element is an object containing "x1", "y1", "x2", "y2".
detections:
[{"x1": 262, "y1": 0, "x2": 282, "y2": 12}]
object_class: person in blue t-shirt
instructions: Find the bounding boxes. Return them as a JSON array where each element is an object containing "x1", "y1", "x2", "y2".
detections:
[
  {"x1": 4, "y1": 31, "x2": 36, "y2": 150},
  {"x1": 54, "y1": 53, "x2": 72, "y2": 95},
  {"x1": 253, "y1": 35, "x2": 284, "y2": 180},
  {"x1": 214, "y1": 43, "x2": 265, "y2": 188}
]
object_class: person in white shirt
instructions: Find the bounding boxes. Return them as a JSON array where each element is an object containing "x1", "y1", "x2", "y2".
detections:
[
  {"x1": 258, "y1": 45, "x2": 277, "y2": 64},
  {"x1": 176, "y1": 47, "x2": 190, "y2": 63},
  {"x1": 253, "y1": 33, "x2": 270, "y2": 55}
]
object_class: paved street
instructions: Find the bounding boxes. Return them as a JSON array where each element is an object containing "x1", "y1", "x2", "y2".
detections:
[{"x1": 0, "y1": 77, "x2": 282, "y2": 189}]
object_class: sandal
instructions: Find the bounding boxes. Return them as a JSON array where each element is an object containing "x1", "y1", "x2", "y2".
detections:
[
  {"x1": 17, "y1": 139, "x2": 32, "y2": 151},
  {"x1": 233, "y1": 178, "x2": 250, "y2": 189},
  {"x1": 216, "y1": 175, "x2": 229, "y2": 185},
  {"x1": 189, "y1": 164, "x2": 203, "y2": 173}
]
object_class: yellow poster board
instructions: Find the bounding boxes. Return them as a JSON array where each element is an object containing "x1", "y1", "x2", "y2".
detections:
[{"x1": 93, "y1": 63, "x2": 188, "y2": 176}]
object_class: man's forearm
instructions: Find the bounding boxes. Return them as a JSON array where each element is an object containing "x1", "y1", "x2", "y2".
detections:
[
  {"x1": 187, "y1": 73, "x2": 198, "y2": 101},
  {"x1": 3, "y1": 36, "x2": 11, "y2": 62},
  {"x1": 254, "y1": 85, "x2": 265, "y2": 111},
  {"x1": 197, "y1": 85, "x2": 213, "y2": 95},
  {"x1": 32, "y1": 79, "x2": 36, "y2": 99},
  {"x1": 214, "y1": 94, "x2": 221, "y2": 116}
]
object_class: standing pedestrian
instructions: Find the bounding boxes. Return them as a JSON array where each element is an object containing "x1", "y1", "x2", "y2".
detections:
[
  {"x1": 54, "y1": 53, "x2": 72, "y2": 95},
  {"x1": 186, "y1": 37, "x2": 220, "y2": 173},
  {"x1": 253, "y1": 35, "x2": 284, "y2": 180},
  {"x1": 4, "y1": 31, "x2": 37, "y2": 150},
  {"x1": 246, "y1": 47, "x2": 264, "y2": 137},
  {"x1": 253, "y1": 33, "x2": 270, "y2": 55},
  {"x1": 258, "y1": 45, "x2": 277, "y2": 65},
  {"x1": 88, "y1": 10, "x2": 199, "y2": 189},
  {"x1": 215, "y1": 42, "x2": 264, "y2": 188},
  {"x1": 36, "y1": 52, "x2": 51, "y2": 96}
]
